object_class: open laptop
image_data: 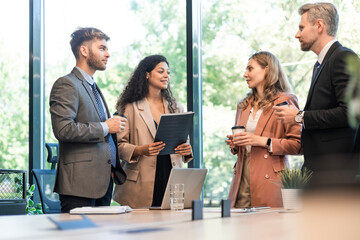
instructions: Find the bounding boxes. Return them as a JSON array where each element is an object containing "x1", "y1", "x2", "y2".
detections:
[{"x1": 149, "y1": 168, "x2": 208, "y2": 210}]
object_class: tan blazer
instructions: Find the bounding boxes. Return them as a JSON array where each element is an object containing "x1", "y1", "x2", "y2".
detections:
[
  {"x1": 228, "y1": 93, "x2": 302, "y2": 208},
  {"x1": 113, "y1": 98, "x2": 193, "y2": 208}
]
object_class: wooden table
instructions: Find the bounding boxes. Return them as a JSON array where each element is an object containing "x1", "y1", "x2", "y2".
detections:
[
  {"x1": 3, "y1": 188, "x2": 360, "y2": 239},
  {"x1": 0, "y1": 208, "x2": 303, "y2": 240}
]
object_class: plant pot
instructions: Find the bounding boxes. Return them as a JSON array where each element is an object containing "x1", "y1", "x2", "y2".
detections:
[{"x1": 281, "y1": 188, "x2": 302, "y2": 210}]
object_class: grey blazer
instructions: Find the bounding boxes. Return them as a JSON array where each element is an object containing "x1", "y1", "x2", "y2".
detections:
[{"x1": 50, "y1": 67, "x2": 126, "y2": 199}]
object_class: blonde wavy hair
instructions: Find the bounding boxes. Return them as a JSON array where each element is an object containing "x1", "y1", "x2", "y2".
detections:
[{"x1": 239, "y1": 51, "x2": 292, "y2": 111}]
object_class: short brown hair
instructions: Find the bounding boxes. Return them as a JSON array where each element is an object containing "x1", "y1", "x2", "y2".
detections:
[
  {"x1": 298, "y1": 2, "x2": 338, "y2": 37},
  {"x1": 70, "y1": 27, "x2": 110, "y2": 59}
]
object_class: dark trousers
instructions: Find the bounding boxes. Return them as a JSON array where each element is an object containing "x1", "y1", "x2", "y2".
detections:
[{"x1": 59, "y1": 177, "x2": 113, "y2": 213}]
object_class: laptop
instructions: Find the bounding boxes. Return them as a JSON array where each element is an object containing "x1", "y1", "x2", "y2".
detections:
[{"x1": 149, "y1": 168, "x2": 208, "y2": 210}]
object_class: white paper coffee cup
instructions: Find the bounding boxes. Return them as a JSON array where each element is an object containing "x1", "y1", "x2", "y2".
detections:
[{"x1": 232, "y1": 126, "x2": 245, "y2": 135}]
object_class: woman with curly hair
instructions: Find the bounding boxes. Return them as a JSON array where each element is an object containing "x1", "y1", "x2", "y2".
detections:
[
  {"x1": 226, "y1": 51, "x2": 301, "y2": 208},
  {"x1": 113, "y1": 55, "x2": 193, "y2": 208}
]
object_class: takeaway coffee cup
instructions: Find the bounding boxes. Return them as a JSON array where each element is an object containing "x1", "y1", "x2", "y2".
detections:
[{"x1": 231, "y1": 126, "x2": 245, "y2": 136}]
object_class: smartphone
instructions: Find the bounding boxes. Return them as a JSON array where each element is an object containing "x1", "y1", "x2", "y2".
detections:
[
  {"x1": 276, "y1": 101, "x2": 289, "y2": 106},
  {"x1": 114, "y1": 112, "x2": 127, "y2": 118}
]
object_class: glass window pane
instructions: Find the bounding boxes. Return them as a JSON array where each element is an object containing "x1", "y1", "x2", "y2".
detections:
[
  {"x1": 44, "y1": 0, "x2": 187, "y2": 166},
  {"x1": 202, "y1": 0, "x2": 360, "y2": 206},
  {"x1": 0, "y1": 1, "x2": 29, "y2": 170}
]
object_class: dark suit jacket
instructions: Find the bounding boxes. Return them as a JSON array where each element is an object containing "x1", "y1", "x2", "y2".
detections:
[
  {"x1": 302, "y1": 41, "x2": 357, "y2": 173},
  {"x1": 50, "y1": 67, "x2": 126, "y2": 199}
]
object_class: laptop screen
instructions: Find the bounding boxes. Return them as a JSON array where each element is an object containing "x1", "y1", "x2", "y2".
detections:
[{"x1": 151, "y1": 168, "x2": 208, "y2": 210}]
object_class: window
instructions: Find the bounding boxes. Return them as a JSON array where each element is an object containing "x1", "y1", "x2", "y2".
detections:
[
  {"x1": 44, "y1": 0, "x2": 187, "y2": 149},
  {"x1": 2, "y1": 0, "x2": 359, "y2": 208},
  {"x1": 0, "y1": 1, "x2": 29, "y2": 170},
  {"x1": 202, "y1": 0, "x2": 360, "y2": 206}
]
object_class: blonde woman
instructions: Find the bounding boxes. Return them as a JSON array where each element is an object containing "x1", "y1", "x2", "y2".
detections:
[{"x1": 226, "y1": 51, "x2": 301, "y2": 208}]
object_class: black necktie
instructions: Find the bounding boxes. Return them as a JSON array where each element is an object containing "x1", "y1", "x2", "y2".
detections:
[
  {"x1": 310, "y1": 61, "x2": 320, "y2": 87},
  {"x1": 90, "y1": 82, "x2": 117, "y2": 167}
]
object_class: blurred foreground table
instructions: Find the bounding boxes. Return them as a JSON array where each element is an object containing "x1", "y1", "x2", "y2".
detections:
[
  {"x1": 0, "y1": 208, "x2": 304, "y2": 240},
  {"x1": 2, "y1": 198, "x2": 360, "y2": 240}
]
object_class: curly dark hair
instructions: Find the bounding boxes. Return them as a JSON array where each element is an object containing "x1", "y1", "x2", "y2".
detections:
[{"x1": 116, "y1": 55, "x2": 177, "y2": 115}]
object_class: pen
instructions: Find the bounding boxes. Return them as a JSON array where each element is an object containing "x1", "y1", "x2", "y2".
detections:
[
  {"x1": 252, "y1": 206, "x2": 270, "y2": 210},
  {"x1": 241, "y1": 206, "x2": 270, "y2": 212}
]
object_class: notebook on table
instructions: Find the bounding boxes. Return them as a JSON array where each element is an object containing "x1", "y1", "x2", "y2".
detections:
[
  {"x1": 69, "y1": 205, "x2": 132, "y2": 215},
  {"x1": 149, "y1": 168, "x2": 208, "y2": 210}
]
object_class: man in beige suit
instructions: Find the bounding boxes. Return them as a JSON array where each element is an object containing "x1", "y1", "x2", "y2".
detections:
[{"x1": 50, "y1": 27, "x2": 127, "y2": 213}]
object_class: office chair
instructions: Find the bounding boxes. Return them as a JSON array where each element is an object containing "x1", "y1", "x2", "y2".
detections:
[
  {"x1": 32, "y1": 169, "x2": 61, "y2": 214},
  {"x1": 45, "y1": 143, "x2": 59, "y2": 170},
  {"x1": 32, "y1": 143, "x2": 61, "y2": 214}
]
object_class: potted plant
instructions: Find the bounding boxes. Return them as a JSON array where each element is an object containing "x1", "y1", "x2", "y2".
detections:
[
  {"x1": 277, "y1": 167, "x2": 313, "y2": 210},
  {"x1": 345, "y1": 55, "x2": 360, "y2": 129},
  {"x1": 15, "y1": 177, "x2": 43, "y2": 215},
  {"x1": 345, "y1": 56, "x2": 360, "y2": 182}
]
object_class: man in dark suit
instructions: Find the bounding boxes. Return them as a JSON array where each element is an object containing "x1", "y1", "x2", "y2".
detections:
[
  {"x1": 273, "y1": 3, "x2": 357, "y2": 177},
  {"x1": 50, "y1": 27, "x2": 127, "y2": 213}
]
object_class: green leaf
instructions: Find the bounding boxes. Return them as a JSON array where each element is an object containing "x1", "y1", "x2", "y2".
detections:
[
  {"x1": 277, "y1": 167, "x2": 313, "y2": 189},
  {"x1": 35, "y1": 210, "x2": 43, "y2": 215},
  {"x1": 28, "y1": 199, "x2": 34, "y2": 207},
  {"x1": 14, "y1": 177, "x2": 22, "y2": 185}
]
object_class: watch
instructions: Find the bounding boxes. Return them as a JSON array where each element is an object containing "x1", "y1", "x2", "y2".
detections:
[
  {"x1": 295, "y1": 110, "x2": 305, "y2": 123},
  {"x1": 265, "y1": 138, "x2": 271, "y2": 150}
]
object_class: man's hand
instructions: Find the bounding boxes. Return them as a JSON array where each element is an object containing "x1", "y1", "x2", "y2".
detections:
[
  {"x1": 106, "y1": 116, "x2": 127, "y2": 133},
  {"x1": 273, "y1": 106, "x2": 299, "y2": 125}
]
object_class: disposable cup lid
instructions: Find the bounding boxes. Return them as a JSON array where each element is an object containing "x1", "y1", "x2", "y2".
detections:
[{"x1": 232, "y1": 126, "x2": 245, "y2": 129}]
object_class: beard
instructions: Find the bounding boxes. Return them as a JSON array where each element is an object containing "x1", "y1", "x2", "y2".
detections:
[
  {"x1": 87, "y1": 50, "x2": 106, "y2": 71},
  {"x1": 300, "y1": 39, "x2": 316, "y2": 52}
]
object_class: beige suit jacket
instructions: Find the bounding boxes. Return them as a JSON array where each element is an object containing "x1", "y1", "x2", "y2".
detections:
[
  {"x1": 113, "y1": 98, "x2": 193, "y2": 208},
  {"x1": 228, "y1": 93, "x2": 302, "y2": 208}
]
